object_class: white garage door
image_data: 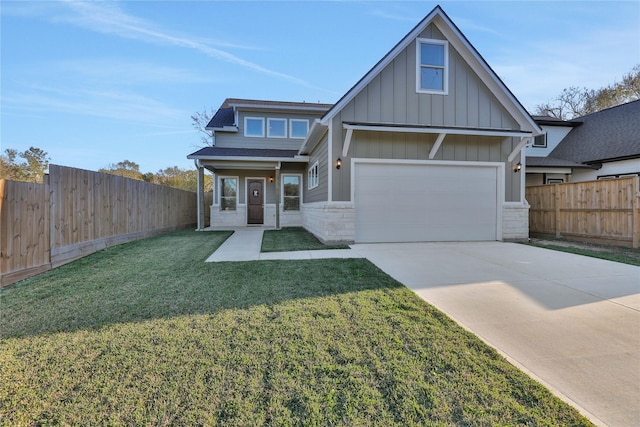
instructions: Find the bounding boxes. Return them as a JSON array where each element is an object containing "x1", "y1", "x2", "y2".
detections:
[{"x1": 354, "y1": 162, "x2": 499, "y2": 243}]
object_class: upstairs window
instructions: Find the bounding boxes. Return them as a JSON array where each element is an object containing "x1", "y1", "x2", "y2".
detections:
[
  {"x1": 417, "y1": 38, "x2": 448, "y2": 94},
  {"x1": 244, "y1": 117, "x2": 264, "y2": 137},
  {"x1": 533, "y1": 134, "x2": 547, "y2": 148},
  {"x1": 268, "y1": 118, "x2": 287, "y2": 138},
  {"x1": 290, "y1": 119, "x2": 309, "y2": 139},
  {"x1": 308, "y1": 162, "x2": 319, "y2": 189}
]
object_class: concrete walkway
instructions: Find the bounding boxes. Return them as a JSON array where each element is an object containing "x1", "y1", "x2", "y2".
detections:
[
  {"x1": 205, "y1": 228, "x2": 364, "y2": 262},
  {"x1": 206, "y1": 230, "x2": 640, "y2": 426}
]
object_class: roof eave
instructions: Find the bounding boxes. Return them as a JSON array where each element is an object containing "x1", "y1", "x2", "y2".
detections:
[{"x1": 298, "y1": 119, "x2": 328, "y2": 155}]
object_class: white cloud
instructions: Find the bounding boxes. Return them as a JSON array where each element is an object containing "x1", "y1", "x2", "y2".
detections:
[
  {"x1": 53, "y1": 0, "x2": 321, "y2": 90},
  {"x1": 4, "y1": 84, "x2": 186, "y2": 123},
  {"x1": 53, "y1": 59, "x2": 213, "y2": 85}
]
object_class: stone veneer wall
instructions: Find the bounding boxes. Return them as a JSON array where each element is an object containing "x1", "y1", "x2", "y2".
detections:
[
  {"x1": 502, "y1": 202, "x2": 529, "y2": 241},
  {"x1": 302, "y1": 202, "x2": 355, "y2": 244},
  {"x1": 209, "y1": 204, "x2": 303, "y2": 228}
]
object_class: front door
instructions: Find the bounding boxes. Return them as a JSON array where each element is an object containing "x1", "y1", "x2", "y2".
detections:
[{"x1": 247, "y1": 179, "x2": 264, "y2": 224}]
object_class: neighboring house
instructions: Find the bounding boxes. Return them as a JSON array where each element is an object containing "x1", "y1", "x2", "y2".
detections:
[
  {"x1": 188, "y1": 5, "x2": 542, "y2": 243},
  {"x1": 526, "y1": 100, "x2": 640, "y2": 186}
]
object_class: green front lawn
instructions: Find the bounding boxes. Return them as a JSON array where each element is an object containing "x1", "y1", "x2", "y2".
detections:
[
  {"x1": 0, "y1": 230, "x2": 591, "y2": 426},
  {"x1": 261, "y1": 226, "x2": 350, "y2": 252}
]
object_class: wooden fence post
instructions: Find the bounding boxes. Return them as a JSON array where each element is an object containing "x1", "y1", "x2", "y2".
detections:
[
  {"x1": 554, "y1": 183, "x2": 561, "y2": 238},
  {"x1": 633, "y1": 176, "x2": 639, "y2": 249}
]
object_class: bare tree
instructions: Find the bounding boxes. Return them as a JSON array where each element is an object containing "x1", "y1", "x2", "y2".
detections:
[
  {"x1": 534, "y1": 64, "x2": 640, "y2": 120},
  {"x1": 191, "y1": 108, "x2": 215, "y2": 147}
]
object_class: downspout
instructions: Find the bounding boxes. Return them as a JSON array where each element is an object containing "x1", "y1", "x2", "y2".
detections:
[{"x1": 194, "y1": 159, "x2": 204, "y2": 230}]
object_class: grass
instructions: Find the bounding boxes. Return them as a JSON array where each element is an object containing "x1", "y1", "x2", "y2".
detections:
[
  {"x1": 525, "y1": 239, "x2": 640, "y2": 266},
  {"x1": 0, "y1": 230, "x2": 592, "y2": 426},
  {"x1": 261, "y1": 226, "x2": 350, "y2": 252}
]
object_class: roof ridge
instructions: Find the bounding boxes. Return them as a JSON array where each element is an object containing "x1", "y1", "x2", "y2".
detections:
[{"x1": 221, "y1": 98, "x2": 334, "y2": 109}]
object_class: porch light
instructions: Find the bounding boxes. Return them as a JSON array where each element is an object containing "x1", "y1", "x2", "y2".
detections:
[
  {"x1": 269, "y1": 176, "x2": 274, "y2": 182},
  {"x1": 336, "y1": 157, "x2": 342, "y2": 169},
  {"x1": 514, "y1": 162, "x2": 522, "y2": 173}
]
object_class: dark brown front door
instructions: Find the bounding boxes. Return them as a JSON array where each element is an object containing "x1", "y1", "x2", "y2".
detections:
[{"x1": 247, "y1": 179, "x2": 264, "y2": 224}]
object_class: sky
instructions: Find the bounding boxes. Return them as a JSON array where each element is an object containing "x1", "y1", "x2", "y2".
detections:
[{"x1": 2, "y1": 1, "x2": 639, "y2": 174}]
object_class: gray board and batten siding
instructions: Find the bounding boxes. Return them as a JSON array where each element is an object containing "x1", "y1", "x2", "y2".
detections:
[
  {"x1": 214, "y1": 109, "x2": 326, "y2": 151},
  {"x1": 325, "y1": 23, "x2": 524, "y2": 203}
]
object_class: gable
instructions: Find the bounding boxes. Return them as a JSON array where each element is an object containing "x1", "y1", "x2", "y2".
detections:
[
  {"x1": 322, "y1": 6, "x2": 540, "y2": 135},
  {"x1": 337, "y1": 22, "x2": 518, "y2": 130}
]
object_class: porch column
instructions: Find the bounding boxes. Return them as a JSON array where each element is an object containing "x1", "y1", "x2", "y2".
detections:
[
  {"x1": 196, "y1": 162, "x2": 205, "y2": 230},
  {"x1": 275, "y1": 166, "x2": 281, "y2": 229}
]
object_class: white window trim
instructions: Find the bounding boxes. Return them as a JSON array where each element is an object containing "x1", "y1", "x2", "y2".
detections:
[
  {"x1": 532, "y1": 133, "x2": 548, "y2": 148},
  {"x1": 308, "y1": 161, "x2": 319, "y2": 190},
  {"x1": 267, "y1": 118, "x2": 287, "y2": 138},
  {"x1": 218, "y1": 175, "x2": 239, "y2": 211},
  {"x1": 290, "y1": 119, "x2": 309, "y2": 139},
  {"x1": 416, "y1": 38, "x2": 449, "y2": 95},
  {"x1": 244, "y1": 117, "x2": 265, "y2": 137},
  {"x1": 281, "y1": 173, "x2": 303, "y2": 211}
]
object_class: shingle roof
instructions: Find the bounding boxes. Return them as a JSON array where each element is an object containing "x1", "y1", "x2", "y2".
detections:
[
  {"x1": 549, "y1": 100, "x2": 640, "y2": 163},
  {"x1": 206, "y1": 107, "x2": 235, "y2": 129},
  {"x1": 221, "y1": 98, "x2": 333, "y2": 110},
  {"x1": 526, "y1": 156, "x2": 594, "y2": 169},
  {"x1": 532, "y1": 116, "x2": 582, "y2": 127},
  {"x1": 188, "y1": 147, "x2": 299, "y2": 159}
]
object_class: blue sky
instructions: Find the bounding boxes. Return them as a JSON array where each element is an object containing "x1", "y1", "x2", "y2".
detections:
[{"x1": 2, "y1": 1, "x2": 639, "y2": 173}]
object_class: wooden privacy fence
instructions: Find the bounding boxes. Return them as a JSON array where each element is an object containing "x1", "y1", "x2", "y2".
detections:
[
  {"x1": 1, "y1": 165, "x2": 197, "y2": 287},
  {"x1": 526, "y1": 176, "x2": 640, "y2": 248}
]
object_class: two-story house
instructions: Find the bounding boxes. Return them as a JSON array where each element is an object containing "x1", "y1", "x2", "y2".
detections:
[
  {"x1": 525, "y1": 100, "x2": 640, "y2": 186},
  {"x1": 188, "y1": 5, "x2": 542, "y2": 244}
]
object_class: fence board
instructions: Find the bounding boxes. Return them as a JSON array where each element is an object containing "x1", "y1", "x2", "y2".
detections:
[
  {"x1": 1, "y1": 179, "x2": 51, "y2": 286},
  {"x1": 1, "y1": 165, "x2": 197, "y2": 287},
  {"x1": 526, "y1": 177, "x2": 640, "y2": 248}
]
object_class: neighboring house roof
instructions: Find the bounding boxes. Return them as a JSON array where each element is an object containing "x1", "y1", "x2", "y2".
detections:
[
  {"x1": 320, "y1": 5, "x2": 542, "y2": 136},
  {"x1": 526, "y1": 156, "x2": 594, "y2": 169},
  {"x1": 531, "y1": 116, "x2": 582, "y2": 127},
  {"x1": 548, "y1": 100, "x2": 640, "y2": 164},
  {"x1": 188, "y1": 147, "x2": 300, "y2": 159}
]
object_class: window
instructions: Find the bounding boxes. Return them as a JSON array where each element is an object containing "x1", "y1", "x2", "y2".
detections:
[
  {"x1": 290, "y1": 119, "x2": 309, "y2": 139},
  {"x1": 308, "y1": 162, "x2": 319, "y2": 189},
  {"x1": 416, "y1": 38, "x2": 448, "y2": 94},
  {"x1": 283, "y1": 175, "x2": 301, "y2": 211},
  {"x1": 267, "y1": 118, "x2": 287, "y2": 138},
  {"x1": 220, "y1": 177, "x2": 237, "y2": 210},
  {"x1": 533, "y1": 134, "x2": 547, "y2": 148},
  {"x1": 244, "y1": 117, "x2": 264, "y2": 137}
]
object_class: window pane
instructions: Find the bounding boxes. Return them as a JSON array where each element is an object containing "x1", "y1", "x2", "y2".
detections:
[
  {"x1": 290, "y1": 120, "x2": 309, "y2": 138},
  {"x1": 221, "y1": 178, "x2": 236, "y2": 197},
  {"x1": 245, "y1": 118, "x2": 264, "y2": 136},
  {"x1": 421, "y1": 43, "x2": 444, "y2": 66},
  {"x1": 421, "y1": 68, "x2": 443, "y2": 91},
  {"x1": 221, "y1": 197, "x2": 236, "y2": 210},
  {"x1": 268, "y1": 119, "x2": 286, "y2": 137},
  {"x1": 283, "y1": 176, "x2": 299, "y2": 196},
  {"x1": 284, "y1": 197, "x2": 300, "y2": 211}
]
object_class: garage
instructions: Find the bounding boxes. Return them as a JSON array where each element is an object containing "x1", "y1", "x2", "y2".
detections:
[{"x1": 354, "y1": 161, "x2": 501, "y2": 243}]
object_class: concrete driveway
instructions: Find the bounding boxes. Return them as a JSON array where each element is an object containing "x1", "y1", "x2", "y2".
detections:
[{"x1": 350, "y1": 242, "x2": 640, "y2": 427}]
